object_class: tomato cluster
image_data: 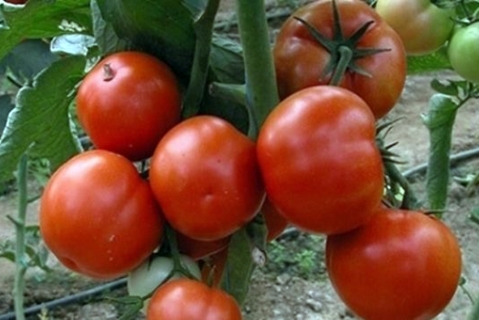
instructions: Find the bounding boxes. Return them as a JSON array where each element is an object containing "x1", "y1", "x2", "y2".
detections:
[{"x1": 38, "y1": 0, "x2": 464, "y2": 318}]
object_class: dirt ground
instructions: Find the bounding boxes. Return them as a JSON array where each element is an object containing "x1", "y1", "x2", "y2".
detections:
[{"x1": 1, "y1": 1, "x2": 479, "y2": 319}]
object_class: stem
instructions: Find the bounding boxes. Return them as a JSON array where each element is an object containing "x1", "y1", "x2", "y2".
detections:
[
  {"x1": 468, "y1": 297, "x2": 479, "y2": 320},
  {"x1": 384, "y1": 160, "x2": 420, "y2": 210},
  {"x1": 13, "y1": 155, "x2": 29, "y2": 320},
  {"x1": 235, "y1": 0, "x2": 279, "y2": 134},
  {"x1": 329, "y1": 45, "x2": 353, "y2": 86}
]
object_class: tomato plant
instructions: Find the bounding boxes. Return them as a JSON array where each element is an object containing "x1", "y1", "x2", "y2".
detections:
[
  {"x1": 274, "y1": 0, "x2": 406, "y2": 118},
  {"x1": 376, "y1": 0, "x2": 454, "y2": 56},
  {"x1": 326, "y1": 207, "x2": 462, "y2": 320},
  {"x1": 39, "y1": 150, "x2": 164, "y2": 280},
  {"x1": 76, "y1": 51, "x2": 181, "y2": 161},
  {"x1": 448, "y1": 22, "x2": 479, "y2": 83},
  {"x1": 257, "y1": 86, "x2": 384, "y2": 235},
  {"x1": 127, "y1": 254, "x2": 201, "y2": 311},
  {"x1": 149, "y1": 115, "x2": 265, "y2": 241},
  {"x1": 146, "y1": 278, "x2": 242, "y2": 320}
]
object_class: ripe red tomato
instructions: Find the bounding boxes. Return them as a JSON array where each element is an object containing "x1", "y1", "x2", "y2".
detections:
[
  {"x1": 39, "y1": 150, "x2": 164, "y2": 280},
  {"x1": 177, "y1": 232, "x2": 231, "y2": 261},
  {"x1": 257, "y1": 86, "x2": 384, "y2": 235},
  {"x1": 326, "y1": 208, "x2": 462, "y2": 320},
  {"x1": 76, "y1": 51, "x2": 181, "y2": 161},
  {"x1": 376, "y1": 0, "x2": 454, "y2": 55},
  {"x1": 4, "y1": 0, "x2": 27, "y2": 4},
  {"x1": 274, "y1": 0, "x2": 406, "y2": 119},
  {"x1": 147, "y1": 278, "x2": 242, "y2": 320},
  {"x1": 150, "y1": 115, "x2": 265, "y2": 241},
  {"x1": 261, "y1": 197, "x2": 288, "y2": 241}
]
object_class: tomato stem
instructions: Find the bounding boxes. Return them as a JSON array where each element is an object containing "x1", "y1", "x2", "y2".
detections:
[
  {"x1": 329, "y1": 46, "x2": 353, "y2": 86},
  {"x1": 236, "y1": 0, "x2": 279, "y2": 135},
  {"x1": 11, "y1": 154, "x2": 29, "y2": 320}
]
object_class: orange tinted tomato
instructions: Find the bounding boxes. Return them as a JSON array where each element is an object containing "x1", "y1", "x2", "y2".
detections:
[
  {"x1": 326, "y1": 208, "x2": 462, "y2": 320},
  {"x1": 76, "y1": 51, "x2": 181, "y2": 161},
  {"x1": 147, "y1": 278, "x2": 242, "y2": 320},
  {"x1": 39, "y1": 150, "x2": 163, "y2": 279},
  {"x1": 150, "y1": 115, "x2": 265, "y2": 241}
]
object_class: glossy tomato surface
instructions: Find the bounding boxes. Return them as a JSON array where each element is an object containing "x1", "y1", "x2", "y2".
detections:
[
  {"x1": 326, "y1": 208, "x2": 462, "y2": 320},
  {"x1": 257, "y1": 86, "x2": 384, "y2": 235},
  {"x1": 150, "y1": 115, "x2": 265, "y2": 241},
  {"x1": 39, "y1": 150, "x2": 164, "y2": 279},
  {"x1": 376, "y1": 0, "x2": 454, "y2": 55},
  {"x1": 274, "y1": 0, "x2": 406, "y2": 118},
  {"x1": 146, "y1": 278, "x2": 242, "y2": 320},
  {"x1": 76, "y1": 51, "x2": 181, "y2": 161},
  {"x1": 448, "y1": 22, "x2": 479, "y2": 83}
]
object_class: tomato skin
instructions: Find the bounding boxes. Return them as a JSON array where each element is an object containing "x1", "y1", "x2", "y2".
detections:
[
  {"x1": 146, "y1": 278, "x2": 242, "y2": 320},
  {"x1": 177, "y1": 232, "x2": 231, "y2": 261},
  {"x1": 127, "y1": 255, "x2": 201, "y2": 312},
  {"x1": 257, "y1": 86, "x2": 384, "y2": 235},
  {"x1": 150, "y1": 115, "x2": 265, "y2": 241},
  {"x1": 4, "y1": 0, "x2": 27, "y2": 4},
  {"x1": 39, "y1": 150, "x2": 164, "y2": 280},
  {"x1": 274, "y1": 0, "x2": 406, "y2": 119},
  {"x1": 261, "y1": 197, "x2": 288, "y2": 241},
  {"x1": 326, "y1": 208, "x2": 462, "y2": 320},
  {"x1": 376, "y1": 0, "x2": 454, "y2": 55},
  {"x1": 76, "y1": 51, "x2": 181, "y2": 161},
  {"x1": 448, "y1": 22, "x2": 479, "y2": 83}
]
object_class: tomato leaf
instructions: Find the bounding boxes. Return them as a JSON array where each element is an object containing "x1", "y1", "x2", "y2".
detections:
[
  {"x1": 90, "y1": 0, "x2": 125, "y2": 55},
  {"x1": 221, "y1": 228, "x2": 254, "y2": 305},
  {"x1": 407, "y1": 49, "x2": 451, "y2": 74},
  {"x1": 430, "y1": 79, "x2": 461, "y2": 96},
  {"x1": 0, "y1": 0, "x2": 92, "y2": 61},
  {"x1": 0, "y1": 56, "x2": 86, "y2": 183},
  {"x1": 0, "y1": 95, "x2": 14, "y2": 135},
  {"x1": 210, "y1": 36, "x2": 245, "y2": 84},
  {"x1": 423, "y1": 94, "x2": 458, "y2": 211},
  {"x1": 95, "y1": 0, "x2": 196, "y2": 81}
]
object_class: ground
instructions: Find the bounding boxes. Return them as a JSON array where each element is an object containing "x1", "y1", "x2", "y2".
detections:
[{"x1": 1, "y1": 1, "x2": 479, "y2": 320}]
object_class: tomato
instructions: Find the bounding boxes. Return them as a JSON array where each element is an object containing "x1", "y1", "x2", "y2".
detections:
[
  {"x1": 376, "y1": 0, "x2": 454, "y2": 56},
  {"x1": 257, "y1": 86, "x2": 384, "y2": 235},
  {"x1": 448, "y1": 22, "x2": 479, "y2": 83},
  {"x1": 326, "y1": 208, "x2": 462, "y2": 320},
  {"x1": 200, "y1": 247, "x2": 229, "y2": 288},
  {"x1": 76, "y1": 51, "x2": 181, "y2": 161},
  {"x1": 4, "y1": 0, "x2": 27, "y2": 4},
  {"x1": 147, "y1": 278, "x2": 242, "y2": 320},
  {"x1": 274, "y1": 0, "x2": 406, "y2": 119},
  {"x1": 150, "y1": 115, "x2": 265, "y2": 241},
  {"x1": 39, "y1": 150, "x2": 164, "y2": 280},
  {"x1": 127, "y1": 254, "x2": 201, "y2": 312},
  {"x1": 177, "y1": 232, "x2": 231, "y2": 261},
  {"x1": 261, "y1": 197, "x2": 288, "y2": 241}
]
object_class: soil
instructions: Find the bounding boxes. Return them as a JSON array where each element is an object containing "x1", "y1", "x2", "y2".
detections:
[{"x1": 1, "y1": 1, "x2": 479, "y2": 319}]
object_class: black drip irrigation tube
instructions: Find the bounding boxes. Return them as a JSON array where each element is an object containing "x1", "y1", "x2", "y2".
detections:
[{"x1": 1, "y1": 146, "x2": 478, "y2": 319}]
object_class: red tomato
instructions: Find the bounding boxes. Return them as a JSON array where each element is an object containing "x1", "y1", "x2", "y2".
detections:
[
  {"x1": 39, "y1": 150, "x2": 164, "y2": 279},
  {"x1": 4, "y1": 0, "x2": 27, "y2": 4},
  {"x1": 326, "y1": 208, "x2": 462, "y2": 320},
  {"x1": 177, "y1": 232, "x2": 231, "y2": 261},
  {"x1": 274, "y1": 0, "x2": 406, "y2": 119},
  {"x1": 261, "y1": 197, "x2": 288, "y2": 241},
  {"x1": 147, "y1": 278, "x2": 242, "y2": 320},
  {"x1": 76, "y1": 51, "x2": 181, "y2": 161},
  {"x1": 257, "y1": 86, "x2": 384, "y2": 235},
  {"x1": 150, "y1": 115, "x2": 265, "y2": 241}
]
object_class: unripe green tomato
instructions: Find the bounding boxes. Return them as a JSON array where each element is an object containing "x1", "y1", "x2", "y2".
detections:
[
  {"x1": 448, "y1": 22, "x2": 479, "y2": 83},
  {"x1": 127, "y1": 255, "x2": 201, "y2": 313},
  {"x1": 376, "y1": 0, "x2": 454, "y2": 55}
]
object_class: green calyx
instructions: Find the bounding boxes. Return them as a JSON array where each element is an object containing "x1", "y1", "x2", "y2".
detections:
[{"x1": 294, "y1": 0, "x2": 390, "y2": 86}]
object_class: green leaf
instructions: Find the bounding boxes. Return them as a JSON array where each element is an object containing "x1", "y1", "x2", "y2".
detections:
[
  {"x1": 430, "y1": 79, "x2": 460, "y2": 96},
  {"x1": 210, "y1": 36, "x2": 245, "y2": 84},
  {"x1": 0, "y1": 56, "x2": 86, "y2": 183},
  {"x1": 0, "y1": 0, "x2": 92, "y2": 61},
  {"x1": 221, "y1": 228, "x2": 254, "y2": 305},
  {"x1": 423, "y1": 94, "x2": 458, "y2": 211},
  {"x1": 0, "y1": 95, "x2": 14, "y2": 134},
  {"x1": 50, "y1": 34, "x2": 96, "y2": 56},
  {"x1": 0, "y1": 39, "x2": 58, "y2": 84},
  {"x1": 470, "y1": 207, "x2": 479, "y2": 226},
  {"x1": 90, "y1": 0, "x2": 125, "y2": 55},
  {"x1": 96, "y1": 0, "x2": 196, "y2": 81},
  {"x1": 407, "y1": 49, "x2": 451, "y2": 74}
]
